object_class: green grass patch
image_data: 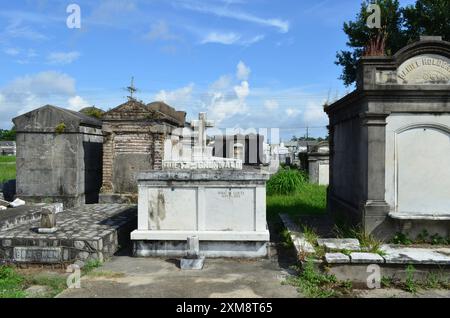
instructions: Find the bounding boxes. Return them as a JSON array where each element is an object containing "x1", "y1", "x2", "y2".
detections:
[
  {"x1": 24, "y1": 274, "x2": 67, "y2": 298},
  {"x1": 0, "y1": 266, "x2": 26, "y2": 298},
  {"x1": 0, "y1": 156, "x2": 16, "y2": 183},
  {"x1": 267, "y1": 169, "x2": 308, "y2": 196},
  {"x1": 285, "y1": 259, "x2": 352, "y2": 298},
  {"x1": 82, "y1": 259, "x2": 103, "y2": 275},
  {"x1": 0, "y1": 156, "x2": 16, "y2": 163},
  {"x1": 0, "y1": 266, "x2": 69, "y2": 298},
  {"x1": 267, "y1": 183, "x2": 327, "y2": 218}
]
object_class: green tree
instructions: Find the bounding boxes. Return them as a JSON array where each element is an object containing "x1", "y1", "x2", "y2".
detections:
[
  {"x1": 403, "y1": 0, "x2": 450, "y2": 42},
  {"x1": 336, "y1": 0, "x2": 406, "y2": 86},
  {"x1": 0, "y1": 127, "x2": 16, "y2": 141},
  {"x1": 336, "y1": 0, "x2": 449, "y2": 87}
]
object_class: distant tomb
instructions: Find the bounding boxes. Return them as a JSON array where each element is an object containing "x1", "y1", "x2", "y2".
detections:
[
  {"x1": 326, "y1": 36, "x2": 450, "y2": 239},
  {"x1": 308, "y1": 141, "x2": 329, "y2": 186}
]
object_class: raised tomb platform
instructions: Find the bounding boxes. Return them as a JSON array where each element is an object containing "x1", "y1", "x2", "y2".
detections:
[
  {"x1": 130, "y1": 113, "x2": 270, "y2": 258},
  {"x1": 131, "y1": 170, "x2": 269, "y2": 257}
]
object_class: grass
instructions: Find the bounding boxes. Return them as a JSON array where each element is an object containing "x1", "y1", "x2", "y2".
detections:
[
  {"x1": 266, "y1": 169, "x2": 307, "y2": 196},
  {"x1": 0, "y1": 266, "x2": 67, "y2": 298},
  {"x1": 285, "y1": 258, "x2": 352, "y2": 298},
  {"x1": 0, "y1": 155, "x2": 16, "y2": 183},
  {"x1": 82, "y1": 259, "x2": 103, "y2": 275},
  {"x1": 267, "y1": 183, "x2": 327, "y2": 218},
  {"x1": 0, "y1": 266, "x2": 26, "y2": 298}
]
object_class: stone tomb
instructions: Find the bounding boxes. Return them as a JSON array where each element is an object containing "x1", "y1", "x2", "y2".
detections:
[
  {"x1": 13, "y1": 105, "x2": 103, "y2": 207},
  {"x1": 308, "y1": 141, "x2": 330, "y2": 186},
  {"x1": 326, "y1": 36, "x2": 450, "y2": 239},
  {"x1": 131, "y1": 113, "x2": 270, "y2": 257},
  {"x1": 100, "y1": 100, "x2": 186, "y2": 204}
]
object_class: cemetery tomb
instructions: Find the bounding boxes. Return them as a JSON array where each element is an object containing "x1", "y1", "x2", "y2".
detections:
[
  {"x1": 99, "y1": 100, "x2": 186, "y2": 204},
  {"x1": 326, "y1": 36, "x2": 450, "y2": 239},
  {"x1": 131, "y1": 113, "x2": 270, "y2": 257},
  {"x1": 13, "y1": 105, "x2": 103, "y2": 208}
]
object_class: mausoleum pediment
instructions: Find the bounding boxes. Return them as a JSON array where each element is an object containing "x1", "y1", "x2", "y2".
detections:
[{"x1": 358, "y1": 36, "x2": 450, "y2": 88}]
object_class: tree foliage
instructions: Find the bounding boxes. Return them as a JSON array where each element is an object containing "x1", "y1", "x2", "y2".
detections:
[
  {"x1": 0, "y1": 128, "x2": 16, "y2": 141},
  {"x1": 336, "y1": 0, "x2": 450, "y2": 86}
]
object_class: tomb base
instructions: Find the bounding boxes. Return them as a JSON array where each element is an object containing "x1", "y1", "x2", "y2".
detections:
[
  {"x1": 132, "y1": 240, "x2": 268, "y2": 258},
  {"x1": 131, "y1": 170, "x2": 270, "y2": 258}
]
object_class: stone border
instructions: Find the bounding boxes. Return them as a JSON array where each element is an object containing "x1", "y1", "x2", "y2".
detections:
[{"x1": 280, "y1": 214, "x2": 450, "y2": 266}]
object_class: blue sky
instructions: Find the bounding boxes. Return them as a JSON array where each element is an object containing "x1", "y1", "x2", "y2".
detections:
[{"x1": 0, "y1": 0, "x2": 416, "y2": 139}]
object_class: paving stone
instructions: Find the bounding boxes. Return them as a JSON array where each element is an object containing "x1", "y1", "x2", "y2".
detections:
[
  {"x1": 0, "y1": 204, "x2": 137, "y2": 264},
  {"x1": 381, "y1": 245, "x2": 450, "y2": 265},
  {"x1": 25, "y1": 285, "x2": 51, "y2": 298},
  {"x1": 324, "y1": 253, "x2": 350, "y2": 264},
  {"x1": 317, "y1": 238, "x2": 361, "y2": 251},
  {"x1": 181, "y1": 257, "x2": 205, "y2": 270},
  {"x1": 280, "y1": 214, "x2": 316, "y2": 255},
  {"x1": 350, "y1": 252, "x2": 384, "y2": 264}
]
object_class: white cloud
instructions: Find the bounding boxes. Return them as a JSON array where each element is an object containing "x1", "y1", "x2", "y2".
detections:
[
  {"x1": 0, "y1": 71, "x2": 79, "y2": 129},
  {"x1": 67, "y1": 95, "x2": 90, "y2": 111},
  {"x1": 286, "y1": 108, "x2": 300, "y2": 117},
  {"x1": 144, "y1": 20, "x2": 178, "y2": 41},
  {"x1": 47, "y1": 51, "x2": 80, "y2": 65},
  {"x1": 304, "y1": 101, "x2": 327, "y2": 124},
  {"x1": 201, "y1": 32, "x2": 241, "y2": 45},
  {"x1": 264, "y1": 99, "x2": 279, "y2": 111},
  {"x1": 236, "y1": 61, "x2": 251, "y2": 81},
  {"x1": 2, "y1": 19, "x2": 48, "y2": 41},
  {"x1": 234, "y1": 81, "x2": 249, "y2": 100},
  {"x1": 178, "y1": 1, "x2": 290, "y2": 33},
  {"x1": 4, "y1": 48, "x2": 20, "y2": 56},
  {"x1": 204, "y1": 62, "x2": 252, "y2": 124},
  {"x1": 241, "y1": 34, "x2": 265, "y2": 46},
  {"x1": 155, "y1": 83, "x2": 194, "y2": 106}
]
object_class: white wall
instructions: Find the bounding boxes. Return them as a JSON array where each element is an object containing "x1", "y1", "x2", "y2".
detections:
[{"x1": 385, "y1": 114, "x2": 450, "y2": 215}]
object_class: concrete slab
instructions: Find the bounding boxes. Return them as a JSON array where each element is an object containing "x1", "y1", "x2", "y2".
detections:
[
  {"x1": 350, "y1": 253, "x2": 384, "y2": 264},
  {"x1": 317, "y1": 238, "x2": 360, "y2": 251},
  {"x1": 279, "y1": 214, "x2": 315, "y2": 255},
  {"x1": 325, "y1": 253, "x2": 350, "y2": 264},
  {"x1": 381, "y1": 245, "x2": 450, "y2": 265},
  {"x1": 56, "y1": 256, "x2": 301, "y2": 298}
]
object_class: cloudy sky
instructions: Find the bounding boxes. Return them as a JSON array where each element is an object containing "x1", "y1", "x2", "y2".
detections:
[{"x1": 0, "y1": 0, "x2": 415, "y2": 139}]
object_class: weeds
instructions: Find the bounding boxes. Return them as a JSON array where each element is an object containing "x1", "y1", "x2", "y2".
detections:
[
  {"x1": 286, "y1": 258, "x2": 352, "y2": 298},
  {"x1": 404, "y1": 265, "x2": 418, "y2": 294},
  {"x1": 266, "y1": 169, "x2": 307, "y2": 196},
  {"x1": 82, "y1": 259, "x2": 103, "y2": 275}
]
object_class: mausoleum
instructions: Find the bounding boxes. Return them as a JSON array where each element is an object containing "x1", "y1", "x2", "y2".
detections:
[
  {"x1": 100, "y1": 100, "x2": 186, "y2": 203},
  {"x1": 13, "y1": 105, "x2": 103, "y2": 207},
  {"x1": 326, "y1": 36, "x2": 450, "y2": 239}
]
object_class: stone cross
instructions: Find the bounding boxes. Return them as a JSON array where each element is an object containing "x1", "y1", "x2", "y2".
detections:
[{"x1": 191, "y1": 112, "x2": 214, "y2": 150}]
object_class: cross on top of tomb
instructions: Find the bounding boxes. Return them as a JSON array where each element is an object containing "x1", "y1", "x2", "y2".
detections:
[{"x1": 191, "y1": 112, "x2": 214, "y2": 149}]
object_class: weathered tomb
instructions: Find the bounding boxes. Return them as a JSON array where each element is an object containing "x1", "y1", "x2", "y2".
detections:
[
  {"x1": 326, "y1": 36, "x2": 450, "y2": 239},
  {"x1": 13, "y1": 105, "x2": 103, "y2": 207},
  {"x1": 308, "y1": 141, "x2": 329, "y2": 186},
  {"x1": 131, "y1": 113, "x2": 270, "y2": 258},
  {"x1": 99, "y1": 100, "x2": 186, "y2": 203}
]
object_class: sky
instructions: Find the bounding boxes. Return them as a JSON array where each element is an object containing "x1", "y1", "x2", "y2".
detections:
[{"x1": 0, "y1": 0, "x2": 416, "y2": 140}]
